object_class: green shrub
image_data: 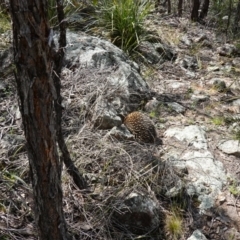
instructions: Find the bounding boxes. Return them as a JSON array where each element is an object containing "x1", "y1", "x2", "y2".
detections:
[{"x1": 95, "y1": 0, "x2": 152, "y2": 54}]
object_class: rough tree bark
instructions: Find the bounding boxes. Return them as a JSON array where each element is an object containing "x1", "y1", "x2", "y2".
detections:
[
  {"x1": 191, "y1": 0, "x2": 200, "y2": 21},
  {"x1": 9, "y1": 0, "x2": 69, "y2": 239}
]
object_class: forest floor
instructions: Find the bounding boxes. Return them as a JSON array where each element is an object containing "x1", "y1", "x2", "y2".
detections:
[{"x1": 1, "y1": 6, "x2": 240, "y2": 240}]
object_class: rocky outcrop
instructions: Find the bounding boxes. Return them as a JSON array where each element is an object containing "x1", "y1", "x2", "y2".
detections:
[
  {"x1": 164, "y1": 125, "x2": 227, "y2": 214},
  {"x1": 60, "y1": 31, "x2": 151, "y2": 129}
]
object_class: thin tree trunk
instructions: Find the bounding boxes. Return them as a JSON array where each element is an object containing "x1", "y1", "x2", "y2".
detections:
[
  {"x1": 178, "y1": 0, "x2": 183, "y2": 17},
  {"x1": 9, "y1": 1, "x2": 69, "y2": 239},
  {"x1": 226, "y1": 0, "x2": 233, "y2": 36},
  {"x1": 191, "y1": 0, "x2": 200, "y2": 21},
  {"x1": 53, "y1": 0, "x2": 87, "y2": 190},
  {"x1": 199, "y1": 0, "x2": 209, "y2": 19},
  {"x1": 167, "y1": 0, "x2": 171, "y2": 14}
]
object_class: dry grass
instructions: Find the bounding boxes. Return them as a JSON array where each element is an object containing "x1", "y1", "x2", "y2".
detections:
[{"x1": 0, "y1": 66, "x2": 179, "y2": 239}]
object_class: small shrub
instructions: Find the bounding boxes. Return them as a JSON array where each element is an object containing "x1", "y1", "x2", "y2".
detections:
[{"x1": 95, "y1": 0, "x2": 152, "y2": 54}]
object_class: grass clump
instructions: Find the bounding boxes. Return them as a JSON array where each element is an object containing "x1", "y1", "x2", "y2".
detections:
[
  {"x1": 0, "y1": 11, "x2": 10, "y2": 34},
  {"x1": 0, "y1": 2, "x2": 11, "y2": 35},
  {"x1": 229, "y1": 181, "x2": 240, "y2": 197},
  {"x1": 95, "y1": 0, "x2": 152, "y2": 54},
  {"x1": 212, "y1": 116, "x2": 225, "y2": 126},
  {"x1": 165, "y1": 210, "x2": 183, "y2": 239}
]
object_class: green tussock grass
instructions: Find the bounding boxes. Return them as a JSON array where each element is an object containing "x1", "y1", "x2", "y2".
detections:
[
  {"x1": 165, "y1": 211, "x2": 183, "y2": 239},
  {"x1": 95, "y1": 0, "x2": 153, "y2": 54}
]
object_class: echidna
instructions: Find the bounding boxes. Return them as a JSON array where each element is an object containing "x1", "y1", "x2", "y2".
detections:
[{"x1": 122, "y1": 111, "x2": 157, "y2": 143}]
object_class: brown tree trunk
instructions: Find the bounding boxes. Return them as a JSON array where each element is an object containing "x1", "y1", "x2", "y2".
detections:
[
  {"x1": 191, "y1": 0, "x2": 200, "y2": 21},
  {"x1": 53, "y1": 0, "x2": 87, "y2": 190},
  {"x1": 199, "y1": 0, "x2": 209, "y2": 19},
  {"x1": 9, "y1": 1, "x2": 69, "y2": 239},
  {"x1": 226, "y1": 0, "x2": 233, "y2": 36},
  {"x1": 167, "y1": 0, "x2": 171, "y2": 14},
  {"x1": 178, "y1": 0, "x2": 183, "y2": 17}
]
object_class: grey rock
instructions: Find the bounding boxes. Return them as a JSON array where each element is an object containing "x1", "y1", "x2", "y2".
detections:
[
  {"x1": 232, "y1": 57, "x2": 240, "y2": 67},
  {"x1": 218, "y1": 140, "x2": 240, "y2": 157},
  {"x1": 233, "y1": 99, "x2": 240, "y2": 106},
  {"x1": 164, "y1": 137, "x2": 226, "y2": 214},
  {"x1": 112, "y1": 192, "x2": 160, "y2": 234},
  {"x1": 180, "y1": 35, "x2": 193, "y2": 46},
  {"x1": 138, "y1": 41, "x2": 177, "y2": 64},
  {"x1": 194, "y1": 34, "x2": 208, "y2": 43},
  {"x1": 144, "y1": 99, "x2": 185, "y2": 115},
  {"x1": 105, "y1": 125, "x2": 135, "y2": 141},
  {"x1": 164, "y1": 125, "x2": 208, "y2": 150},
  {"x1": 222, "y1": 16, "x2": 229, "y2": 21},
  {"x1": 182, "y1": 151, "x2": 226, "y2": 189},
  {"x1": 191, "y1": 94, "x2": 210, "y2": 102},
  {"x1": 166, "y1": 80, "x2": 190, "y2": 90},
  {"x1": 165, "y1": 180, "x2": 184, "y2": 198},
  {"x1": 187, "y1": 230, "x2": 207, "y2": 240},
  {"x1": 217, "y1": 44, "x2": 239, "y2": 57},
  {"x1": 166, "y1": 102, "x2": 186, "y2": 113},
  {"x1": 144, "y1": 98, "x2": 161, "y2": 112},
  {"x1": 207, "y1": 66, "x2": 220, "y2": 72},
  {"x1": 193, "y1": 34, "x2": 212, "y2": 48},
  {"x1": 92, "y1": 97, "x2": 122, "y2": 129},
  {"x1": 180, "y1": 55, "x2": 198, "y2": 70},
  {"x1": 182, "y1": 150, "x2": 226, "y2": 213}
]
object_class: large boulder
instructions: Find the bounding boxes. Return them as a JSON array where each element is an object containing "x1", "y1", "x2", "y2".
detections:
[{"x1": 59, "y1": 32, "x2": 151, "y2": 129}]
